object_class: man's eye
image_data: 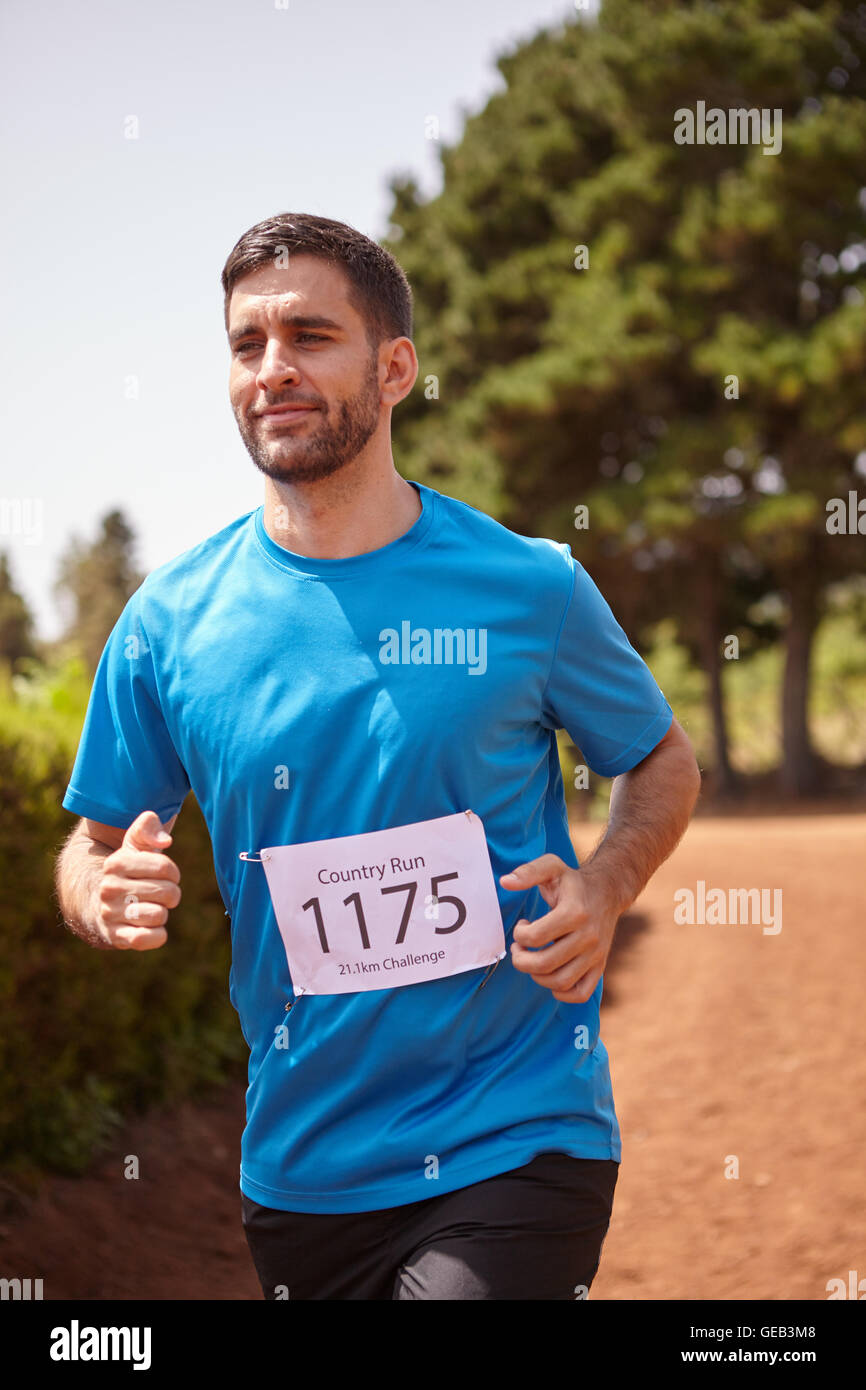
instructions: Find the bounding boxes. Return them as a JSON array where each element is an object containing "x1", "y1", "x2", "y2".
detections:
[{"x1": 235, "y1": 334, "x2": 325, "y2": 352}]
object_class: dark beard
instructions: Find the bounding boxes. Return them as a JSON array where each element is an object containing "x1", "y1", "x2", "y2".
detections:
[{"x1": 237, "y1": 355, "x2": 381, "y2": 484}]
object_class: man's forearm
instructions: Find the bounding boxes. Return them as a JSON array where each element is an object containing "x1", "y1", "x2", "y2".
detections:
[
  {"x1": 579, "y1": 728, "x2": 701, "y2": 917},
  {"x1": 55, "y1": 831, "x2": 114, "y2": 949}
]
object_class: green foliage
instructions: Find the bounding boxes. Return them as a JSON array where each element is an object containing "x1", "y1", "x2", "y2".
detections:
[
  {"x1": 0, "y1": 670, "x2": 246, "y2": 1179},
  {"x1": 53, "y1": 509, "x2": 144, "y2": 674},
  {"x1": 810, "y1": 585, "x2": 866, "y2": 761},
  {"x1": 726, "y1": 643, "x2": 785, "y2": 773}
]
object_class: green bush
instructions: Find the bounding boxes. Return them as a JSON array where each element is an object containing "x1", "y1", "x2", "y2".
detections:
[{"x1": 0, "y1": 663, "x2": 246, "y2": 1179}]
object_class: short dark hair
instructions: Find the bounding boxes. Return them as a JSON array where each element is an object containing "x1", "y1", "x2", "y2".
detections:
[{"x1": 221, "y1": 212, "x2": 413, "y2": 351}]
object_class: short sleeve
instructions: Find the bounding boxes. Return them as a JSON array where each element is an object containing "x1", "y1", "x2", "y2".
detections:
[
  {"x1": 62, "y1": 588, "x2": 191, "y2": 830},
  {"x1": 540, "y1": 548, "x2": 673, "y2": 777}
]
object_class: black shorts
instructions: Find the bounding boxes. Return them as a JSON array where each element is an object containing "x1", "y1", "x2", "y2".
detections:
[{"x1": 241, "y1": 1150, "x2": 619, "y2": 1300}]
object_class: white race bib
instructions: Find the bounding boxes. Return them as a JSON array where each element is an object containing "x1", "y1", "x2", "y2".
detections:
[{"x1": 256, "y1": 810, "x2": 506, "y2": 995}]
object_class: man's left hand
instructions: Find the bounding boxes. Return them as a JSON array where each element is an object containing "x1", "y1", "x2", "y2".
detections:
[{"x1": 499, "y1": 854, "x2": 623, "y2": 1004}]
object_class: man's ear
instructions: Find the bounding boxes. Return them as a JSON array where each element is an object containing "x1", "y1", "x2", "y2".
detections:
[{"x1": 381, "y1": 337, "x2": 419, "y2": 408}]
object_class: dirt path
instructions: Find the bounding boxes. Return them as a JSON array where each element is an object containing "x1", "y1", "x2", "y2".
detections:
[
  {"x1": 2, "y1": 814, "x2": 863, "y2": 1300},
  {"x1": 582, "y1": 813, "x2": 866, "y2": 1301}
]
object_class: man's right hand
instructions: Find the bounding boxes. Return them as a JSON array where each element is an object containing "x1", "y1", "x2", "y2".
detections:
[{"x1": 97, "y1": 810, "x2": 182, "y2": 950}]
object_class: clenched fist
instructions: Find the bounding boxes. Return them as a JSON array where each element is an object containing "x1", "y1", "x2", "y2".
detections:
[{"x1": 97, "y1": 810, "x2": 182, "y2": 950}]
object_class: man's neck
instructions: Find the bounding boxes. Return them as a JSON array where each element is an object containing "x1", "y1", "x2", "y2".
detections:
[{"x1": 262, "y1": 462, "x2": 422, "y2": 560}]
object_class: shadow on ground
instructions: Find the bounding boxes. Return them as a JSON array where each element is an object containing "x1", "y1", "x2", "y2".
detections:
[{"x1": 601, "y1": 910, "x2": 650, "y2": 1008}]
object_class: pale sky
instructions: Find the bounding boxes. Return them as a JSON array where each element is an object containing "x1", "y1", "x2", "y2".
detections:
[{"x1": 0, "y1": 0, "x2": 594, "y2": 642}]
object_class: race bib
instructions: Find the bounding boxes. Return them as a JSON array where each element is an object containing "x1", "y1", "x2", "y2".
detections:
[{"x1": 256, "y1": 810, "x2": 506, "y2": 995}]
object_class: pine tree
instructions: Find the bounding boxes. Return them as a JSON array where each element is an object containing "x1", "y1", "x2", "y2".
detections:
[
  {"x1": 53, "y1": 510, "x2": 144, "y2": 672},
  {"x1": 385, "y1": 0, "x2": 866, "y2": 795},
  {"x1": 0, "y1": 551, "x2": 37, "y2": 671}
]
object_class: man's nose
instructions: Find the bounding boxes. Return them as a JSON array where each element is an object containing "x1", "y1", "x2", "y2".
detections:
[{"x1": 255, "y1": 340, "x2": 301, "y2": 389}]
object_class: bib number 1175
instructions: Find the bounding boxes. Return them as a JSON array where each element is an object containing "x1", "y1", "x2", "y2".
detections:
[{"x1": 303, "y1": 871, "x2": 465, "y2": 954}]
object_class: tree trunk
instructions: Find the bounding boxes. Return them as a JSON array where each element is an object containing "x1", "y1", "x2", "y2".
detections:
[
  {"x1": 779, "y1": 568, "x2": 820, "y2": 798},
  {"x1": 695, "y1": 563, "x2": 736, "y2": 797}
]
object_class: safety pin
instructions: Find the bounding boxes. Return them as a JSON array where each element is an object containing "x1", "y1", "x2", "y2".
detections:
[
  {"x1": 239, "y1": 851, "x2": 265, "y2": 863},
  {"x1": 285, "y1": 987, "x2": 308, "y2": 1015},
  {"x1": 476, "y1": 953, "x2": 504, "y2": 991}
]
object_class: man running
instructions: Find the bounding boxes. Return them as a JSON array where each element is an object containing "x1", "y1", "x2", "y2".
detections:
[{"x1": 56, "y1": 212, "x2": 701, "y2": 1301}]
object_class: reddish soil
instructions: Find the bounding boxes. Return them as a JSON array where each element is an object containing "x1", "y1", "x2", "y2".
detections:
[{"x1": 2, "y1": 813, "x2": 863, "y2": 1300}]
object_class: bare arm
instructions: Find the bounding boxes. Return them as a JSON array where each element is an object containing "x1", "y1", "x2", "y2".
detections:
[
  {"x1": 55, "y1": 811, "x2": 181, "y2": 951},
  {"x1": 502, "y1": 717, "x2": 701, "y2": 1002},
  {"x1": 578, "y1": 716, "x2": 702, "y2": 915}
]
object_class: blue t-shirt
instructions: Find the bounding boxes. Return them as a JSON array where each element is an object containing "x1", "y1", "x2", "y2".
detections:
[{"x1": 62, "y1": 480, "x2": 673, "y2": 1213}]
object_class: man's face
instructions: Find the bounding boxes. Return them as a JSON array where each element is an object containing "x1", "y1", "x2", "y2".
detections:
[{"x1": 227, "y1": 255, "x2": 384, "y2": 484}]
